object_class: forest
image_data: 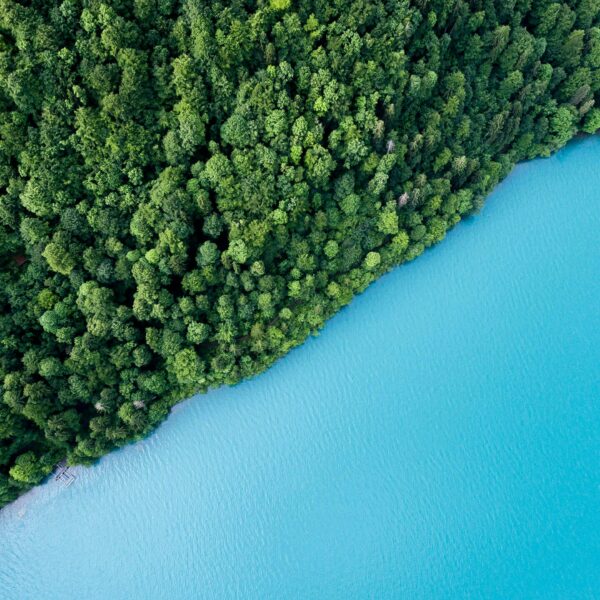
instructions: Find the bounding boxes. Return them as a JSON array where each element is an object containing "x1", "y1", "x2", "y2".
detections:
[{"x1": 0, "y1": 0, "x2": 598, "y2": 507}]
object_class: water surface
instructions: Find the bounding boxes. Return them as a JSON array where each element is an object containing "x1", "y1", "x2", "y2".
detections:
[{"x1": 1, "y1": 138, "x2": 599, "y2": 599}]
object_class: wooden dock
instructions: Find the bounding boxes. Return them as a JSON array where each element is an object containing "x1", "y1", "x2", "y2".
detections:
[{"x1": 54, "y1": 463, "x2": 77, "y2": 487}]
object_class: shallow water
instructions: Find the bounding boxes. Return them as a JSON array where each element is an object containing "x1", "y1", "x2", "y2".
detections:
[{"x1": 1, "y1": 138, "x2": 599, "y2": 600}]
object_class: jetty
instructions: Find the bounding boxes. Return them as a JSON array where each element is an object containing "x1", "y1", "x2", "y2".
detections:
[{"x1": 54, "y1": 461, "x2": 77, "y2": 487}]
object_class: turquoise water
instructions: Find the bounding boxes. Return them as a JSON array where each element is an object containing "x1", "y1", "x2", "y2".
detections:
[{"x1": 1, "y1": 138, "x2": 599, "y2": 599}]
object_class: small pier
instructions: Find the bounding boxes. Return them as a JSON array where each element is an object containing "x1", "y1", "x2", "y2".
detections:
[{"x1": 54, "y1": 462, "x2": 77, "y2": 488}]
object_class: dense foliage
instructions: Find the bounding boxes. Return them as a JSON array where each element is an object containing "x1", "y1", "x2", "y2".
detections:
[{"x1": 0, "y1": 0, "x2": 598, "y2": 507}]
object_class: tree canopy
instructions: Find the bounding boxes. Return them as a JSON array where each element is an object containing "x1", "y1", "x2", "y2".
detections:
[{"x1": 1, "y1": 0, "x2": 599, "y2": 507}]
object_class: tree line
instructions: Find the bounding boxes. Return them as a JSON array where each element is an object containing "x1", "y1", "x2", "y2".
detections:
[{"x1": 0, "y1": 0, "x2": 598, "y2": 506}]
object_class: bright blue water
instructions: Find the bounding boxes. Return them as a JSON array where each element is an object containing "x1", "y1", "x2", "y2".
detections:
[{"x1": 1, "y1": 138, "x2": 599, "y2": 600}]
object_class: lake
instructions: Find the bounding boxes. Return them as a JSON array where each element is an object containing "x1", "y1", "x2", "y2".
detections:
[{"x1": 1, "y1": 138, "x2": 599, "y2": 600}]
